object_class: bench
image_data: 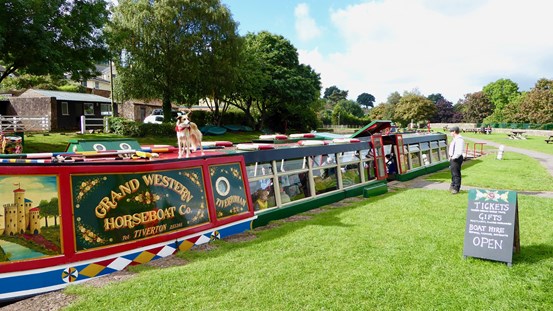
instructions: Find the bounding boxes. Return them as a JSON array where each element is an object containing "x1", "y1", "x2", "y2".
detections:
[{"x1": 546, "y1": 136, "x2": 553, "y2": 144}]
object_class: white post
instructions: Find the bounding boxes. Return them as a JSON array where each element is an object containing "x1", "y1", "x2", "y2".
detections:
[
  {"x1": 104, "y1": 116, "x2": 109, "y2": 133},
  {"x1": 80, "y1": 115, "x2": 86, "y2": 134},
  {"x1": 496, "y1": 145, "x2": 504, "y2": 160}
]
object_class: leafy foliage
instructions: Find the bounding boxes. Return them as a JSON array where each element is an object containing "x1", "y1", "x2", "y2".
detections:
[
  {"x1": 107, "y1": 0, "x2": 241, "y2": 123},
  {"x1": 430, "y1": 98, "x2": 455, "y2": 123},
  {"x1": 393, "y1": 93, "x2": 436, "y2": 126},
  {"x1": 516, "y1": 79, "x2": 553, "y2": 124},
  {"x1": 334, "y1": 100, "x2": 365, "y2": 118},
  {"x1": 0, "y1": 0, "x2": 109, "y2": 84},
  {"x1": 482, "y1": 79, "x2": 520, "y2": 123},
  {"x1": 356, "y1": 92, "x2": 375, "y2": 108},
  {"x1": 108, "y1": 117, "x2": 141, "y2": 137},
  {"x1": 427, "y1": 93, "x2": 445, "y2": 103},
  {"x1": 458, "y1": 92, "x2": 494, "y2": 123},
  {"x1": 386, "y1": 91, "x2": 402, "y2": 105},
  {"x1": 369, "y1": 103, "x2": 394, "y2": 121},
  {"x1": 0, "y1": 74, "x2": 84, "y2": 92},
  {"x1": 238, "y1": 31, "x2": 321, "y2": 132}
]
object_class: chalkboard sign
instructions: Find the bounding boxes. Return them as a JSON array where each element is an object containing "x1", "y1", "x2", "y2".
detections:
[{"x1": 463, "y1": 189, "x2": 520, "y2": 266}]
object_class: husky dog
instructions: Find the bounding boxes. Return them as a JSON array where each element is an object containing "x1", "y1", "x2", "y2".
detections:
[{"x1": 176, "y1": 110, "x2": 204, "y2": 158}]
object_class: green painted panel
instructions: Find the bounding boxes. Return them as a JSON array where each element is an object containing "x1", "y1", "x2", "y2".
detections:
[{"x1": 72, "y1": 167, "x2": 209, "y2": 251}]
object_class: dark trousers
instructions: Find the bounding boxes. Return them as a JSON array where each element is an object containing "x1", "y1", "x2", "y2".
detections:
[{"x1": 450, "y1": 156, "x2": 463, "y2": 191}]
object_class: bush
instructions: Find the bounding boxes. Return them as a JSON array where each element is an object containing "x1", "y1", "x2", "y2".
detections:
[
  {"x1": 108, "y1": 117, "x2": 141, "y2": 137},
  {"x1": 139, "y1": 123, "x2": 175, "y2": 137}
]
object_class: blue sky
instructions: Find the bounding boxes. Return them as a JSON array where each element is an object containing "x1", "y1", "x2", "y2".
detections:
[{"x1": 221, "y1": 0, "x2": 553, "y2": 104}]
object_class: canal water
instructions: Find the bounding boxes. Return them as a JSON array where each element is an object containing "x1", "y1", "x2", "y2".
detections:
[{"x1": 0, "y1": 239, "x2": 44, "y2": 261}]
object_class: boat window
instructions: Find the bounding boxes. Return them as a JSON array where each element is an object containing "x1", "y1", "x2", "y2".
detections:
[
  {"x1": 361, "y1": 149, "x2": 376, "y2": 181},
  {"x1": 364, "y1": 159, "x2": 376, "y2": 181},
  {"x1": 278, "y1": 158, "x2": 306, "y2": 173},
  {"x1": 342, "y1": 162, "x2": 361, "y2": 187},
  {"x1": 314, "y1": 165, "x2": 338, "y2": 195},
  {"x1": 431, "y1": 148, "x2": 440, "y2": 163},
  {"x1": 246, "y1": 162, "x2": 273, "y2": 178},
  {"x1": 250, "y1": 181, "x2": 276, "y2": 211},
  {"x1": 420, "y1": 142, "x2": 430, "y2": 151},
  {"x1": 339, "y1": 151, "x2": 360, "y2": 164},
  {"x1": 422, "y1": 149, "x2": 430, "y2": 165},
  {"x1": 407, "y1": 144, "x2": 420, "y2": 152},
  {"x1": 278, "y1": 173, "x2": 311, "y2": 202},
  {"x1": 410, "y1": 152, "x2": 422, "y2": 169}
]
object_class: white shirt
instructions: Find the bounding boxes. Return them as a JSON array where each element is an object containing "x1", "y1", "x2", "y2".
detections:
[{"x1": 448, "y1": 134, "x2": 465, "y2": 159}]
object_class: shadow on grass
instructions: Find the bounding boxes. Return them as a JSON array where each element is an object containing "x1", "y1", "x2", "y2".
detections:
[
  {"x1": 175, "y1": 191, "x2": 397, "y2": 263},
  {"x1": 514, "y1": 243, "x2": 553, "y2": 264}
]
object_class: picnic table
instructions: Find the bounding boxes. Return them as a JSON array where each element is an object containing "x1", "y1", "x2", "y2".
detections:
[{"x1": 508, "y1": 131, "x2": 526, "y2": 139}]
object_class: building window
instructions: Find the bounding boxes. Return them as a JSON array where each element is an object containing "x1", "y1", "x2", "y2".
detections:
[
  {"x1": 61, "y1": 102, "x2": 69, "y2": 116},
  {"x1": 94, "y1": 81, "x2": 100, "y2": 89},
  {"x1": 83, "y1": 103, "x2": 95, "y2": 115},
  {"x1": 81, "y1": 80, "x2": 87, "y2": 87},
  {"x1": 101, "y1": 103, "x2": 112, "y2": 116}
]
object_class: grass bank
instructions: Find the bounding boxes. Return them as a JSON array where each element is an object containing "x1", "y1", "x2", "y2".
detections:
[
  {"x1": 63, "y1": 189, "x2": 553, "y2": 310},
  {"x1": 460, "y1": 132, "x2": 553, "y2": 155},
  {"x1": 426, "y1": 153, "x2": 553, "y2": 191}
]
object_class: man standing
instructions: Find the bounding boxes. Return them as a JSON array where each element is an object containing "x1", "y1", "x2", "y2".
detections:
[{"x1": 448, "y1": 126, "x2": 465, "y2": 194}]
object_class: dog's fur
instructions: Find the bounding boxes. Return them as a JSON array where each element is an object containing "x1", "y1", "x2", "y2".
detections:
[{"x1": 176, "y1": 111, "x2": 204, "y2": 158}]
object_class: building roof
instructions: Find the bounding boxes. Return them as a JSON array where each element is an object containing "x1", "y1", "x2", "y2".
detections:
[{"x1": 20, "y1": 89, "x2": 112, "y2": 103}]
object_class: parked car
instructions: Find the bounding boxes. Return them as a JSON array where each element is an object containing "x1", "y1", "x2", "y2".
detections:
[
  {"x1": 143, "y1": 109, "x2": 181, "y2": 124},
  {"x1": 143, "y1": 115, "x2": 165, "y2": 124}
]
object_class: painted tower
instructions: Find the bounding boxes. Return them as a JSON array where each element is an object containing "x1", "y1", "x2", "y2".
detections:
[
  {"x1": 14, "y1": 187, "x2": 26, "y2": 234},
  {"x1": 3, "y1": 186, "x2": 36, "y2": 236},
  {"x1": 29, "y1": 207, "x2": 41, "y2": 235}
]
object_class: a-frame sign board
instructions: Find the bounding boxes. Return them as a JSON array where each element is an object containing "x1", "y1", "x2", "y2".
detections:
[{"x1": 463, "y1": 189, "x2": 520, "y2": 266}]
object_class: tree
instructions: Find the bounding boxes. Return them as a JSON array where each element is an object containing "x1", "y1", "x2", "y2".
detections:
[
  {"x1": 516, "y1": 79, "x2": 553, "y2": 124},
  {"x1": 356, "y1": 93, "x2": 375, "y2": 108},
  {"x1": 431, "y1": 98, "x2": 455, "y2": 123},
  {"x1": 386, "y1": 91, "x2": 402, "y2": 105},
  {"x1": 393, "y1": 93, "x2": 436, "y2": 127},
  {"x1": 335, "y1": 100, "x2": 364, "y2": 118},
  {"x1": 106, "y1": 0, "x2": 241, "y2": 122},
  {"x1": 234, "y1": 31, "x2": 321, "y2": 132},
  {"x1": 224, "y1": 34, "x2": 269, "y2": 128},
  {"x1": 427, "y1": 93, "x2": 445, "y2": 103},
  {"x1": 38, "y1": 197, "x2": 59, "y2": 228},
  {"x1": 323, "y1": 86, "x2": 348, "y2": 105},
  {"x1": 458, "y1": 92, "x2": 494, "y2": 123},
  {"x1": 369, "y1": 103, "x2": 394, "y2": 121},
  {"x1": 0, "y1": 0, "x2": 109, "y2": 84},
  {"x1": 482, "y1": 79, "x2": 520, "y2": 123}
]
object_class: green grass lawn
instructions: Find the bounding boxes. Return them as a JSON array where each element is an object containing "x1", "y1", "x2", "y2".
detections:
[
  {"x1": 461, "y1": 132, "x2": 553, "y2": 155},
  {"x1": 426, "y1": 152, "x2": 553, "y2": 191},
  {"x1": 63, "y1": 189, "x2": 553, "y2": 310}
]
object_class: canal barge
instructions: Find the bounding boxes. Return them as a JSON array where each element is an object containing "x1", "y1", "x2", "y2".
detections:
[{"x1": 0, "y1": 121, "x2": 448, "y2": 302}]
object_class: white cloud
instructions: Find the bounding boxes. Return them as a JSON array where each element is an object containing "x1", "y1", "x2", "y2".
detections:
[
  {"x1": 294, "y1": 3, "x2": 322, "y2": 41},
  {"x1": 298, "y1": 0, "x2": 553, "y2": 104}
]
